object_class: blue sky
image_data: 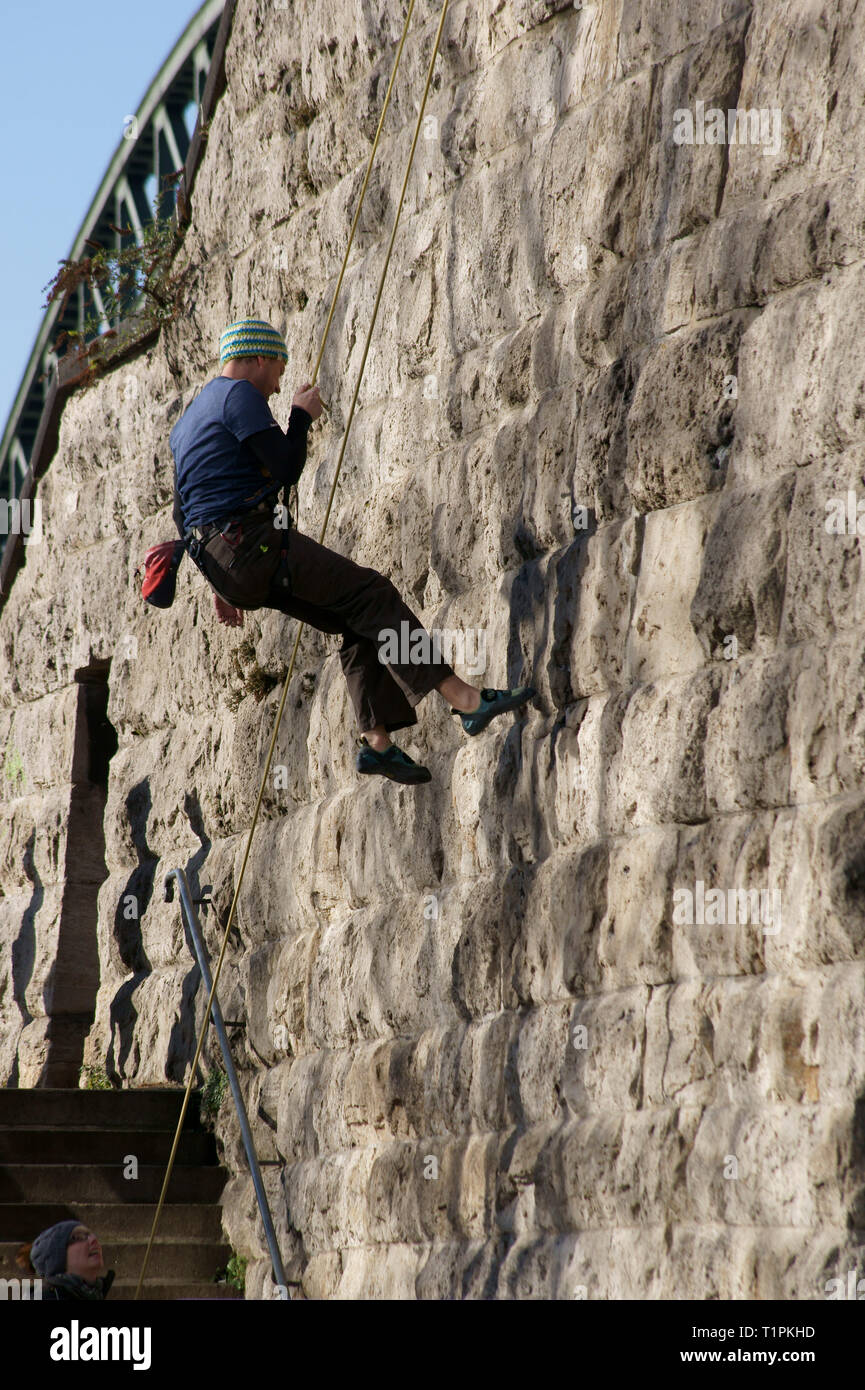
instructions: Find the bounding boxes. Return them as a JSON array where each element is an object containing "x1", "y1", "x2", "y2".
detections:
[{"x1": 0, "y1": 1, "x2": 203, "y2": 427}]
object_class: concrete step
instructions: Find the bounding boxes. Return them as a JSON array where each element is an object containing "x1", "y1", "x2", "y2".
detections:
[
  {"x1": 0, "y1": 1202, "x2": 224, "y2": 1243},
  {"x1": 109, "y1": 1281, "x2": 244, "y2": 1301},
  {"x1": 0, "y1": 1088, "x2": 201, "y2": 1129},
  {"x1": 0, "y1": 1128, "x2": 216, "y2": 1164},
  {"x1": 0, "y1": 1164, "x2": 227, "y2": 1204},
  {"x1": 1, "y1": 1239, "x2": 231, "y2": 1282},
  {"x1": 0, "y1": 1089, "x2": 239, "y2": 1302}
]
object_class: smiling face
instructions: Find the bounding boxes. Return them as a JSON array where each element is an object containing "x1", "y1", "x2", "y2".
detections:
[{"x1": 65, "y1": 1226, "x2": 106, "y2": 1283}]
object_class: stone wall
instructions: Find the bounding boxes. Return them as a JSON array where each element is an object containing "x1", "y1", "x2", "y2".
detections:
[{"x1": 2, "y1": 0, "x2": 865, "y2": 1297}]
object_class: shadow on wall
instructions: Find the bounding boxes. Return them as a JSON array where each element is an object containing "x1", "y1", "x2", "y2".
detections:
[
  {"x1": 107, "y1": 778, "x2": 155, "y2": 1081},
  {"x1": 165, "y1": 789, "x2": 212, "y2": 1084},
  {"x1": 107, "y1": 781, "x2": 215, "y2": 1084},
  {"x1": 8, "y1": 830, "x2": 40, "y2": 1087}
]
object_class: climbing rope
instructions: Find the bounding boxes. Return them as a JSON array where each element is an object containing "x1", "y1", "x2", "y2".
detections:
[{"x1": 135, "y1": 0, "x2": 451, "y2": 1300}]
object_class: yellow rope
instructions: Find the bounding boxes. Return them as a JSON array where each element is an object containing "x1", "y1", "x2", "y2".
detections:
[{"x1": 135, "y1": 0, "x2": 451, "y2": 1301}]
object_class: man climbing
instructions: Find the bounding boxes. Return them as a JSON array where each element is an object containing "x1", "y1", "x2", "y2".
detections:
[{"x1": 170, "y1": 317, "x2": 536, "y2": 784}]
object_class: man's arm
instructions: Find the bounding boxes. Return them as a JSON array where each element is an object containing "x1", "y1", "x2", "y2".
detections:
[{"x1": 243, "y1": 405, "x2": 313, "y2": 489}]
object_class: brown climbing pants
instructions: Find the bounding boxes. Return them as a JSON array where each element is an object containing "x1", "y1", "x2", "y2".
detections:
[{"x1": 262, "y1": 528, "x2": 455, "y2": 735}]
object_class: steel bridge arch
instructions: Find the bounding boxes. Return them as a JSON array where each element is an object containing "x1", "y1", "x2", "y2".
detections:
[{"x1": 0, "y1": 0, "x2": 224, "y2": 508}]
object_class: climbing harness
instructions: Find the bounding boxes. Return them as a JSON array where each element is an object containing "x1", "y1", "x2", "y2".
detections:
[
  {"x1": 135, "y1": 0, "x2": 452, "y2": 1299},
  {"x1": 189, "y1": 502, "x2": 290, "y2": 609}
]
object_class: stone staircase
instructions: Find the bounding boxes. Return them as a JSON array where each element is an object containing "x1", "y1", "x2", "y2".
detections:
[{"x1": 0, "y1": 1088, "x2": 242, "y2": 1300}]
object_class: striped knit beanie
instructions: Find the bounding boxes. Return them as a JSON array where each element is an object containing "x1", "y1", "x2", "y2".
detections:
[{"x1": 219, "y1": 318, "x2": 288, "y2": 364}]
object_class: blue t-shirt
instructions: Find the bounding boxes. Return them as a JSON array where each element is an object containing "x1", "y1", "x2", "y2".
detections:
[{"x1": 170, "y1": 377, "x2": 283, "y2": 530}]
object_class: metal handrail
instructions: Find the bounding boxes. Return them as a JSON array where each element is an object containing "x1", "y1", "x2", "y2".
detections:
[{"x1": 164, "y1": 867, "x2": 287, "y2": 1297}]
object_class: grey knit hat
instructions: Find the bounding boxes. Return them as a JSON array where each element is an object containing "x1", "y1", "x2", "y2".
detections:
[{"x1": 30, "y1": 1219, "x2": 80, "y2": 1278}]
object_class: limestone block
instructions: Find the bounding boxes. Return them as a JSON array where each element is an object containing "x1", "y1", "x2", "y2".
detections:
[
  {"x1": 690, "y1": 477, "x2": 793, "y2": 660},
  {"x1": 642, "y1": 973, "x2": 829, "y2": 1110},
  {"x1": 612, "y1": 668, "x2": 722, "y2": 829},
  {"x1": 497, "y1": 1224, "x2": 863, "y2": 1299},
  {"x1": 91, "y1": 965, "x2": 204, "y2": 1085},
  {"x1": 313, "y1": 1240, "x2": 424, "y2": 1299},
  {"x1": 0, "y1": 886, "x2": 62, "y2": 1023},
  {"x1": 501, "y1": 831, "x2": 677, "y2": 1001},
  {"x1": 765, "y1": 797, "x2": 865, "y2": 972},
  {"x1": 724, "y1": 0, "x2": 865, "y2": 204},
  {"x1": 303, "y1": 898, "x2": 464, "y2": 1049},
  {"x1": 696, "y1": 172, "x2": 865, "y2": 318},
  {"x1": 0, "y1": 965, "x2": 20, "y2": 1086},
  {"x1": 788, "y1": 632, "x2": 865, "y2": 804},
  {"x1": 471, "y1": 14, "x2": 566, "y2": 160},
  {"x1": 414, "y1": 1237, "x2": 490, "y2": 1299},
  {"x1": 671, "y1": 810, "x2": 779, "y2": 978},
  {"x1": 577, "y1": 369, "x2": 633, "y2": 531},
  {"x1": 731, "y1": 265, "x2": 865, "y2": 487},
  {"x1": 15, "y1": 1015, "x2": 53, "y2": 1089},
  {"x1": 593, "y1": 830, "x2": 679, "y2": 988},
  {"x1": 703, "y1": 653, "x2": 794, "y2": 815},
  {"x1": 686, "y1": 1100, "x2": 856, "y2": 1227},
  {"x1": 507, "y1": 998, "x2": 571, "y2": 1125},
  {"x1": 510, "y1": 526, "x2": 638, "y2": 706},
  {"x1": 299, "y1": 1250, "x2": 344, "y2": 1299},
  {"x1": 618, "y1": 0, "x2": 745, "y2": 78},
  {"x1": 448, "y1": 149, "x2": 547, "y2": 352},
  {"x1": 624, "y1": 234, "x2": 700, "y2": 344},
  {"x1": 627, "y1": 495, "x2": 715, "y2": 682},
  {"x1": 485, "y1": 0, "x2": 577, "y2": 58},
  {"x1": 284, "y1": 1147, "x2": 377, "y2": 1250},
  {"x1": 102, "y1": 725, "x2": 250, "y2": 869},
  {"x1": 533, "y1": 1101, "x2": 850, "y2": 1229},
  {"x1": 0, "y1": 897, "x2": 36, "y2": 1082},
  {"x1": 560, "y1": 698, "x2": 613, "y2": 844},
  {"x1": 0, "y1": 686, "x2": 79, "y2": 796},
  {"x1": 537, "y1": 75, "x2": 652, "y2": 280},
  {"x1": 0, "y1": 790, "x2": 67, "y2": 890},
  {"x1": 626, "y1": 313, "x2": 753, "y2": 513},
  {"x1": 782, "y1": 454, "x2": 865, "y2": 647},
  {"x1": 636, "y1": 13, "x2": 752, "y2": 252},
  {"x1": 561, "y1": 0, "x2": 623, "y2": 111},
  {"x1": 563, "y1": 985, "x2": 649, "y2": 1116}
]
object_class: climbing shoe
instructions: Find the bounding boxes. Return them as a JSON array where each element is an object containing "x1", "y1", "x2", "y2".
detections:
[
  {"x1": 356, "y1": 737, "x2": 432, "y2": 784},
  {"x1": 451, "y1": 685, "x2": 537, "y2": 736}
]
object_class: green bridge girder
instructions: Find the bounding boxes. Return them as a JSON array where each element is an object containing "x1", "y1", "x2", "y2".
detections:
[{"x1": 0, "y1": 0, "x2": 224, "y2": 515}]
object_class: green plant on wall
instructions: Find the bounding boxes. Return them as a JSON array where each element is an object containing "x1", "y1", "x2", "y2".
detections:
[
  {"x1": 3, "y1": 744, "x2": 24, "y2": 790},
  {"x1": 223, "y1": 1254, "x2": 247, "y2": 1292},
  {"x1": 200, "y1": 1067, "x2": 228, "y2": 1118},
  {"x1": 227, "y1": 642, "x2": 286, "y2": 708},
  {"x1": 41, "y1": 175, "x2": 189, "y2": 375},
  {"x1": 80, "y1": 1063, "x2": 112, "y2": 1091}
]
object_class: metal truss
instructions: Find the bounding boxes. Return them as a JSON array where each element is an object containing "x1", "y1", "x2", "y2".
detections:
[{"x1": 0, "y1": 0, "x2": 224, "y2": 513}]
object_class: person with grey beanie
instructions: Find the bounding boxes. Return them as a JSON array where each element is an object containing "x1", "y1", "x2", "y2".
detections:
[{"x1": 17, "y1": 1218, "x2": 114, "y2": 1300}]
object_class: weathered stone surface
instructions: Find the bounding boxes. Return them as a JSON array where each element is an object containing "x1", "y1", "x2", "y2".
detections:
[{"x1": 2, "y1": 0, "x2": 865, "y2": 1299}]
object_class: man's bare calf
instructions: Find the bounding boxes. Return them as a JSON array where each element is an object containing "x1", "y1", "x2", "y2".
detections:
[{"x1": 363, "y1": 674, "x2": 480, "y2": 752}]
